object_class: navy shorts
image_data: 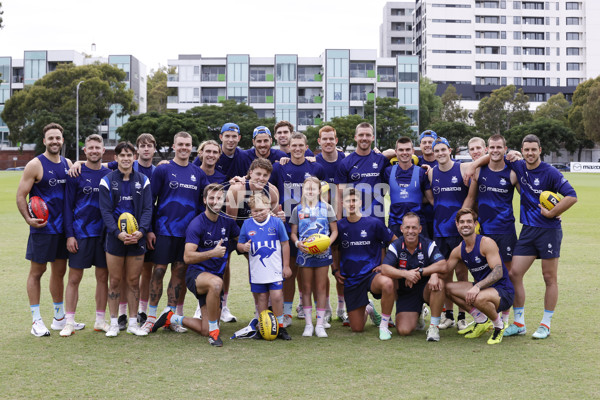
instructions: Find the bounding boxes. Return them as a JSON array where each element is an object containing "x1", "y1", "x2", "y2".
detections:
[
  {"x1": 186, "y1": 268, "x2": 223, "y2": 308},
  {"x1": 26, "y1": 233, "x2": 68, "y2": 264},
  {"x1": 434, "y1": 236, "x2": 462, "y2": 259},
  {"x1": 390, "y1": 223, "x2": 429, "y2": 240},
  {"x1": 514, "y1": 226, "x2": 562, "y2": 259},
  {"x1": 395, "y1": 278, "x2": 429, "y2": 314},
  {"x1": 104, "y1": 233, "x2": 146, "y2": 257},
  {"x1": 494, "y1": 286, "x2": 514, "y2": 312},
  {"x1": 153, "y1": 235, "x2": 186, "y2": 265},
  {"x1": 250, "y1": 281, "x2": 283, "y2": 293},
  {"x1": 344, "y1": 271, "x2": 381, "y2": 312},
  {"x1": 68, "y1": 237, "x2": 107, "y2": 269},
  {"x1": 144, "y1": 249, "x2": 155, "y2": 264},
  {"x1": 487, "y1": 232, "x2": 517, "y2": 263}
]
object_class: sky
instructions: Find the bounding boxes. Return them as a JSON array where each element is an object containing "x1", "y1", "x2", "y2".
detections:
[{"x1": 1, "y1": 0, "x2": 391, "y2": 72}]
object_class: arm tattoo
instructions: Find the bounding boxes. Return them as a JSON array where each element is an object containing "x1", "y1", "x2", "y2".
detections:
[{"x1": 475, "y1": 265, "x2": 503, "y2": 290}]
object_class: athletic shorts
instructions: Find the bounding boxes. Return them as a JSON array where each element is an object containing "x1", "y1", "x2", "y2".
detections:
[
  {"x1": 494, "y1": 286, "x2": 514, "y2": 313},
  {"x1": 344, "y1": 271, "x2": 381, "y2": 312},
  {"x1": 434, "y1": 236, "x2": 462, "y2": 259},
  {"x1": 104, "y1": 233, "x2": 146, "y2": 257},
  {"x1": 68, "y1": 237, "x2": 107, "y2": 269},
  {"x1": 389, "y1": 223, "x2": 429, "y2": 240},
  {"x1": 487, "y1": 232, "x2": 517, "y2": 262},
  {"x1": 395, "y1": 278, "x2": 429, "y2": 314},
  {"x1": 26, "y1": 233, "x2": 68, "y2": 264},
  {"x1": 144, "y1": 249, "x2": 154, "y2": 264},
  {"x1": 514, "y1": 226, "x2": 562, "y2": 259},
  {"x1": 250, "y1": 281, "x2": 283, "y2": 293},
  {"x1": 153, "y1": 235, "x2": 186, "y2": 265},
  {"x1": 185, "y1": 268, "x2": 223, "y2": 308}
]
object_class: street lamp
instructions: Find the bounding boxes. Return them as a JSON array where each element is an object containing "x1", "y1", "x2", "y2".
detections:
[
  {"x1": 76, "y1": 80, "x2": 84, "y2": 161},
  {"x1": 369, "y1": 89, "x2": 377, "y2": 148}
]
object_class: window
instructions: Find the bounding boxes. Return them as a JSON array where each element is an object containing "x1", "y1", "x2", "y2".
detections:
[
  {"x1": 228, "y1": 63, "x2": 248, "y2": 82},
  {"x1": 379, "y1": 88, "x2": 396, "y2": 98},
  {"x1": 566, "y1": 63, "x2": 581, "y2": 71},
  {"x1": 514, "y1": 47, "x2": 522, "y2": 55},
  {"x1": 0, "y1": 88, "x2": 9, "y2": 103},
  {"x1": 477, "y1": 31, "x2": 500, "y2": 39},
  {"x1": 433, "y1": 50, "x2": 472, "y2": 54},
  {"x1": 523, "y1": 77, "x2": 545, "y2": 86},
  {"x1": 250, "y1": 66, "x2": 274, "y2": 82},
  {"x1": 249, "y1": 88, "x2": 274, "y2": 103},
  {"x1": 476, "y1": 62, "x2": 500, "y2": 69},
  {"x1": 478, "y1": 77, "x2": 500, "y2": 85},
  {"x1": 514, "y1": 16, "x2": 521, "y2": 24},
  {"x1": 522, "y1": 17, "x2": 544, "y2": 25},
  {"x1": 556, "y1": 63, "x2": 560, "y2": 71},
  {"x1": 513, "y1": 1, "x2": 521, "y2": 9},
  {"x1": 566, "y1": 2, "x2": 580, "y2": 10},
  {"x1": 350, "y1": 62, "x2": 375, "y2": 78},
  {"x1": 566, "y1": 47, "x2": 580, "y2": 55},
  {"x1": 432, "y1": 3, "x2": 471, "y2": 7},
  {"x1": 227, "y1": 86, "x2": 247, "y2": 103},
  {"x1": 255, "y1": 109, "x2": 275, "y2": 119},
  {"x1": 514, "y1": 62, "x2": 522, "y2": 70},
  {"x1": 523, "y1": 47, "x2": 545, "y2": 55},
  {"x1": 391, "y1": 37, "x2": 406, "y2": 45},
  {"x1": 514, "y1": 31, "x2": 522, "y2": 40},
  {"x1": 566, "y1": 32, "x2": 581, "y2": 40},
  {"x1": 298, "y1": 66, "x2": 322, "y2": 82},
  {"x1": 476, "y1": 16, "x2": 500, "y2": 23},
  {"x1": 350, "y1": 85, "x2": 373, "y2": 101},
  {"x1": 523, "y1": 62, "x2": 545, "y2": 70},
  {"x1": 377, "y1": 66, "x2": 396, "y2": 82},
  {"x1": 276, "y1": 63, "x2": 296, "y2": 81},
  {"x1": 432, "y1": 65, "x2": 472, "y2": 69},
  {"x1": 501, "y1": 77, "x2": 507, "y2": 85},
  {"x1": 522, "y1": 2, "x2": 544, "y2": 9},
  {"x1": 514, "y1": 77, "x2": 522, "y2": 85},
  {"x1": 567, "y1": 78, "x2": 580, "y2": 86},
  {"x1": 179, "y1": 87, "x2": 200, "y2": 103},
  {"x1": 566, "y1": 17, "x2": 580, "y2": 25},
  {"x1": 276, "y1": 87, "x2": 296, "y2": 103},
  {"x1": 391, "y1": 8, "x2": 405, "y2": 16},
  {"x1": 502, "y1": 61, "x2": 507, "y2": 70},
  {"x1": 523, "y1": 32, "x2": 545, "y2": 40},
  {"x1": 432, "y1": 19, "x2": 471, "y2": 23},
  {"x1": 476, "y1": 1, "x2": 499, "y2": 8},
  {"x1": 432, "y1": 34, "x2": 471, "y2": 38},
  {"x1": 327, "y1": 57, "x2": 348, "y2": 78},
  {"x1": 398, "y1": 64, "x2": 418, "y2": 82},
  {"x1": 201, "y1": 88, "x2": 224, "y2": 103}
]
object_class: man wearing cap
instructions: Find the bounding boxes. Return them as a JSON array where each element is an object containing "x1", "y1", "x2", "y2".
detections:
[
  {"x1": 193, "y1": 123, "x2": 244, "y2": 180},
  {"x1": 230, "y1": 126, "x2": 287, "y2": 178},
  {"x1": 427, "y1": 136, "x2": 476, "y2": 331}
]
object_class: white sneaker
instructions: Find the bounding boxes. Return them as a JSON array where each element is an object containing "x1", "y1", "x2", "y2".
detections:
[
  {"x1": 439, "y1": 314, "x2": 455, "y2": 330},
  {"x1": 324, "y1": 308, "x2": 332, "y2": 323},
  {"x1": 315, "y1": 325, "x2": 328, "y2": 338},
  {"x1": 296, "y1": 304, "x2": 305, "y2": 319},
  {"x1": 127, "y1": 324, "x2": 148, "y2": 336},
  {"x1": 302, "y1": 324, "x2": 314, "y2": 337},
  {"x1": 193, "y1": 304, "x2": 202, "y2": 319},
  {"x1": 59, "y1": 322, "x2": 75, "y2": 337},
  {"x1": 426, "y1": 325, "x2": 440, "y2": 342},
  {"x1": 106, "y1": 324, "x2": 119, "y2": 337},
  {"x1": 31, "y1": 319, "x2": 50, "y2": 337},
  {"x1": 140, "y1": 320, "x2": 155, "y2": 334},
  {"x1": 421, "y1": 304, "x2": 429, "y2": 318},
  {"x1": 220, "y1": 305, "x2": 237, "y2": 323},
  {"x1": 94, "y1": 321, "x2": 110, "y2": 332},
  {"x1": 51, "y1": 317, "x2": 86, "y2": 331},
  {"x1": 457, "y1": 319, "x2": 470, "y2": 331},
  {"x1": 169, "y1": 323, "x2": 187, "y2": 333},
  {"x1": 283, "y1": 314, "x2": 293, "y2": 328}
]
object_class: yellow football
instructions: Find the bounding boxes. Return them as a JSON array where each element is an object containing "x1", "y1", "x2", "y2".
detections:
[
  {"x1": 258, "y1": 309, "x2": 278, "y2": 340},
  {"x1": 303, "y1": 233, "x2": 331, "y2": 255},
  {"x1": 118, "y1": 212, "x2": 138, "y2": 234},
  {"x1": 539, "y1": 191, "x2": 563, "y2": 211}
]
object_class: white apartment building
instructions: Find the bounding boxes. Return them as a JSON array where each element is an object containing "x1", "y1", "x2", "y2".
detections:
[{"x1": 380, "y1": 2, "x2": 415, "y2": 57}]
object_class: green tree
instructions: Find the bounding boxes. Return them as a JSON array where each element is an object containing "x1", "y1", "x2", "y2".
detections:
[
  {"x1": 473, "y1": 85, "x2": 531, "y2": 137},
  {"x1": 582, "y1": 83, "x2": 600, "y2": 143},
  {"x1": 419, "y1": 77, "x2": 442, "y2": 131},
  {"x1": 440, "y1": 85, "x2": 468, "y2": 123},
  {"x1": 1, "y1": 63, "x2": 135, "y2": 157},
  {"x1": 567, "y1": 77, "x2": 599, "y2": 160},
  {"x1": 305, "y1": 114, "x2": 366, "y2": 152},
  {"x1": 364, "y1": 97, "x2": 413, "y2": 150},
  {"x1": 0, "y1": 2, "x2": 3, "y2": 29},
  {"x1": 534, "y1": 93, "x2": 570, "y2": 124},
  {"x1": 146, "y1": 66, "x2": 177, "y2": 113},
  {"x1": 505, "y1": 118, "x2": 577, "y2": 156},
  {"x1": 428, "y1": 120, "x2": 475, "y2": 153}
]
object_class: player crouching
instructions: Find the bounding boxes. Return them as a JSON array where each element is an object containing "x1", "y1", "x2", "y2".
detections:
[{"x1": 445, "y1": 208, "x2": 515, "y2": 345}]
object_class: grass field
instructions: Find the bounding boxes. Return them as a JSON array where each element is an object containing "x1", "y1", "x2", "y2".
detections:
[{"x1": 1, "y1": 171, "x2": 598, "y2": 399}]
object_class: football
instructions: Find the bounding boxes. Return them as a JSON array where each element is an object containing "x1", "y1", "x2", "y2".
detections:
[
  {"x1": 321, "y1": 181, "x2": 330, "y2": 194},
  {"x1": 389, "y1": 155, "x2": 419, "y2": 166},
  {"x1": 540, "y1": 191, "x2": 563, "y2": 211},
  {"x1": 258, "y1": 309, "x2": 278, "y2": 340},
  {"x1": 28, "y1": 196, "x2": 49, "y2": 222},
  {"x1": 118, "y1": 212, "x2": 138, "y2": 234},
  {"x1": 303, "y1": 233, "x2": 331, "y2": 255}
]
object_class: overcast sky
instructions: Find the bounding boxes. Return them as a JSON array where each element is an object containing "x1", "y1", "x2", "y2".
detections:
[{"x1": 1, "y1": 0, "x2": 391, "y2": 72}]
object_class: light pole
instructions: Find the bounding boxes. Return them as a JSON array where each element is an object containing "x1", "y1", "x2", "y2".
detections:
[
  {"x1": 369, "y1": 89, "x2": 377, "y2": 148},
  {"x1": 76, "y1": 80, "x2": 84, "y2": 161}
]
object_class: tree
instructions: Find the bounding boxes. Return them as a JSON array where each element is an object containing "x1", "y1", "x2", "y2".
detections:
[
  {"x1": 567, "y1": 77, "x2": 599, "y2": 160},
  {"x1": 428, "y1": 120, "x2": 475, "y2": 153},
  {"x1": 582, "y1": 83, "x2": 600, "y2": 143},
  {"x1": 473, "y1": 85, "x2": 531, "y2": 137},
  {"x1": 534, "y1": 93, "x2": 570, "y2": 124},
  {"x1": 505, "y1": 118, "x2": 577, "y2": 156},
  {"x1": 440, "y1": 85, "x2": 468, "y2": 123},
  {"x1": 146, "y1": 66, "x2": 177, "y2": 113},
  {"x1": 419, "y1": 77, "x2": 442, "y2": 131},
  {"x1": 0, "y1": 2, "x2": 4, "y2": 29},
  {"x1": 1, "y1": 63, "x2": 135, "y2": 157},
  {"x1": 364, "y1": 97, "x2": 413, "y2": 150},
  {"x1": 305, "y1": 114, "x2": 366, "y2": 152}
]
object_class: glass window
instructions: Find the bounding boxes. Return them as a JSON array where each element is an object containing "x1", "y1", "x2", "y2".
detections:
[
  {"x1": 566, "y1": 47, "x2": 580, "y2": 55},
  {"x1": 249, "y1": 88, "x2": 274, "y2": 103},
  {"x1": 398, "y1": 64, "x2": 418, "y2": 82},
  {"x1": 377, "y1": 66, "x2": 396, "y2": 82},
  {"x1": 276, "y1": 63, "x2": 296, "y2": 81},
  {"x1": 276, "y1": 87, "x2": 296, "y2": 103},
  {"x1": 566, "y1": 17, "x2": 580, "y2": 25},
  {"x1": 566, "y1": 63, "x2": 580, "y2": 71},
  {"x1": 513, "y1": 1, "x2": 521, "y2": 9},
  {"x1": 567, "y1": 78, "x2": 580, "y2": 86},
  {"x1": 298, "y1": 66, "x2": 321, "y2": 82},
  {"x1": 227, "y1": 86, "x2": 247, "y2": 103},
  {"x1": 566, "y1": 32, "x2": 581, "y2": 40},
  {"x1": 201, "y1": 66, "x2": 226, "y2": 81},
  {"x1": 566, "y1": 2, "x2": 579, "y2": 10},
  {"x1": 350, "y1": 63, "x2": 375, "y2": 78},
  {"x1": 327, "y1": 58, "x2": 348, "y2": 78},
  {"x1": 250, "y1": 66, "x2": 274, "y2": 82},
  {"x1": 228, "y1": 63, "x2": 248, "y2": 82}
]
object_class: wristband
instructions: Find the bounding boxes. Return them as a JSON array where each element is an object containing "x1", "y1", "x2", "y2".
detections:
[
  {"x1": 295, "y1": 240, "x2": 300, "y2": 248},
  {"x1": 331, "y1": 269, "x2": 339, "y2": 276}
]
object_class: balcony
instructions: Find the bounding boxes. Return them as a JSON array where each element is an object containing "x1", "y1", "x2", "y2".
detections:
[
  {"x1": 378, "y1": 74, "x2": 396, "y2": 83},
  {"x1": 298, "y1": 95, "x2": 322, "y2": 104},
  {"x1": 167, "y1": 74, "x2": 178, "y2": 82},
  {"x1": 167, "y1": 96, "x2": 178, "y2": 103}
]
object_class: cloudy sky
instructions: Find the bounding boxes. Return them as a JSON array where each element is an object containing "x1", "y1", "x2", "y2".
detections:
[{"x1": 1, "y1": 0, "x2": 392, "y2": 72}]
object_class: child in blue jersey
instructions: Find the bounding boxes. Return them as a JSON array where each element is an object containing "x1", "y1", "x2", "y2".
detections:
[
  {"x1": 290, "y1": 177, "x2": 338, "y2": 338},
  {"x1": 238, "y1": 192, "x2": 292, "y2": 341}
]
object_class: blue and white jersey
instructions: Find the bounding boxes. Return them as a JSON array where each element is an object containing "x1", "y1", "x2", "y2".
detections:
[
  {"x1": 477, "y1": 165, "x2": 516, "y2": 235},
  {"x1": 383, "y1": 235, "x2": 445, "y2": 288},
  {"x1": 431, "y1": 162, "x2": 468, "y2": 238},
  {"x1": 185, "y1": 213, "x2": 240, "y2": 277},
  {"x1": 290, "y1": 202, "x2": 336, "y2": 267},
  {"x1": 151, "y1": 161, "x2": 208, "y2": 237},
  {"x1": 29, "y1": 154, "x2": 70, "y2": 234},
  {"x1": 239, "y1": 215, "x2": 289, "y2": 284},
  {"x1": 64, "y1": 165, "x2": 110, "y2": 239},
  {"x1": 461, "y1": 235, "x2": 514, "y2": 294},
  {"x1": 417, "y1": 157, "x2": 438, "y2": 223},
  {"x1": 315, "y1": 151, "x2": 346, "y2": 185},
  {"x1": 217, "y1": 147, "x2": 243, "y2": 179},
  {"x1": 384, "y1": 164, "x2": 429, "y2": 227},
  {"x1": 113, "y1": 180, "x2": 134, "y2": 221},
  {"x1": 507, "y1": 159, "x2": 577, "y2": 229},
  {"x1": 336, "y1": 216, "x2": 394, "y2": 287},
  {"x1": 335, "y1": 151, "x2": 389, "y2": 221},
  {"x1": 270, "y1": 160, "x2": 325, "y2": 231}
]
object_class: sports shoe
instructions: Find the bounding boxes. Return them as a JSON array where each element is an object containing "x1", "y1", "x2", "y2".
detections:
[
  {"x1": 140, "y1": 320, "x2": 155, "y2": 334},
  {"x1": 105, "y1": 324, "x2": 119, "y2": 337},
  {"x1": 296, "y1": 304, "x2": 305, "y2": 319},
  {"x1": 368, "y1": 300, "x2": 381, "y2": 326},
  {"x1": 137, "y1": 312, "x2": 147, "y2": 326},
  {"x1": 31, "y1": 319, "x2": 50, "y2": 337},
  {"x1": 322, "y1": 319, "x2": 331, "y2": 329},
  {"x1": 127, "y1": 324, "x2": 148, "y2": 336},
  {"x1": 438, "y1": 314, "x2": 455, "y2": 330},
  {"x1": 118, "y1": 314, "x2": 127, "y2": 331},
  {"x1": 457, "y1": 319, "x2": 473, "y2": 333},
  {"x1": 324, "y1": 308, "x2": 332, "y2": 323},
  {"x1": 208, "y1": 330, "x2": 223, "y2": 347},
  {"x1": 152, "y1": 310, "x2": 173, "y2": 332},
  {"x1": 302, "y1": 324, "x2": 314, "y2": 337},
  {"x1": 421, "y1": 303, "x2": 430, "y2": 318},
  {"x1": 169, "y1": 323, "x2": 188, "y2": 333},
  {"x1": 487, "y1": 326, "x2": 506, "y2": 344},
  {"x1": 277, "y1": 327, "x2": 292, "y2": 340},
  {"x1": 51, "y1": 317, "x2": 86, "y2": 331},
  {"x1": 379, "y1": 328, "x2": 392, "y2": 341},
  {"x1": 416, "y1": 314, "x2": 426, "y2": 331},
  {"x1": 504, "y1": 323, "x2": 527, "y2": 337},
  {"x1": 315, "y1": 325, "x2": 328, "y2": 338},
  {"x1": 426, "y1": 325, "x2": 440, "y2": 342},
  {"x1": 465, "y1": 319, "x2": 493, "y2": 339},
  {"x1": 94, "y1": 321, "x2": 110, "y2": 332},
  {"x1": 220, "y1": 306, "x2": 237, "y2": 323},
  {"x1": 532, "y1": 325, "x2": 550, "y2": 339},
  {"x1": 337, "y1": 310, "x2": 350, "y2": 326},
  {"x1": 193, "y1": 304, "x2": 202, "y2": 319},
  {"x1": 283, "y1": 314, "x2": 293, "y2": 328},
  {"x1": 60, "y1": 322, "x2": 75, "y2": 337}
]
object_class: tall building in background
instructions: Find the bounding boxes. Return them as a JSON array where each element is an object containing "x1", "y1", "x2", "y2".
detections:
[
  {"x1": 0, "y1": 50, "x2": 146, "y2": 146},
  {"x1": 380, "y1": 2, "x2": 415, "y2": 57},
  {"x1": 167, "y1": 50, "x2": 419, "y2": 134}
]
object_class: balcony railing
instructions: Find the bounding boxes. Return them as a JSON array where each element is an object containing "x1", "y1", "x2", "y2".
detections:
[
  {"x1": 167, "y1": 74, "x2": 178, "y2": 82},
  {"x1": 298, "y1": 96, "x2": 322, "y2": 104},
  {"x1": 167, "y1": 96, "x2": 178, "y2": 103}
]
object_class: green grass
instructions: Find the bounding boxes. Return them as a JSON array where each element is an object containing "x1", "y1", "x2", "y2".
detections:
[{"x1": 1, "y1": 171, "x2": 599, "y2": 399}]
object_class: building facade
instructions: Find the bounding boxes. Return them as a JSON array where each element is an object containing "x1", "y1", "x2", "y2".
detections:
[
  {"x1": 380, "y1": 2, "x2": 416, "y2": 58},
  {"x1": 167, "y1": 49, "x2": 419, "y2": 133},
  {"x1": 0, "y1": 50, "x2": 146, "y2": 146}
]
